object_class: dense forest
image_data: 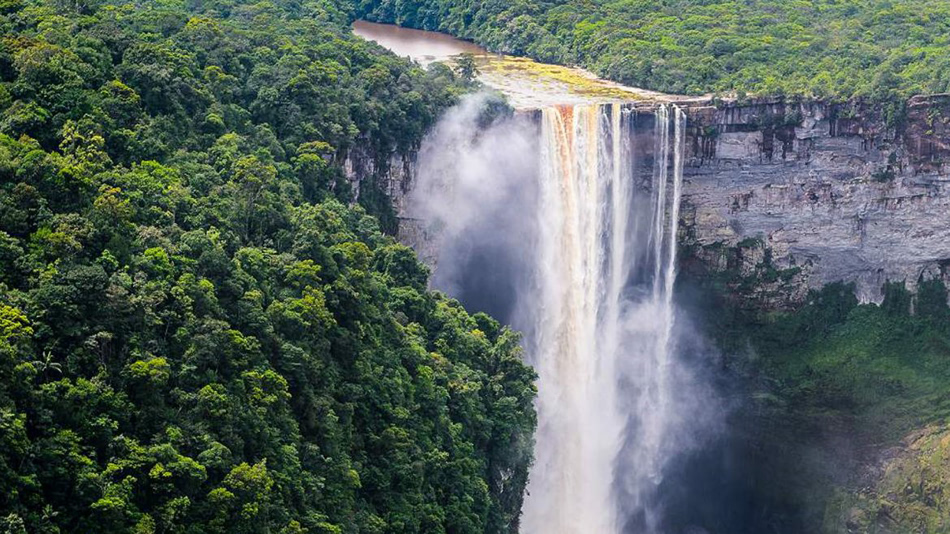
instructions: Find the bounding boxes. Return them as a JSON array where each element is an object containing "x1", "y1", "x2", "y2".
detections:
[
  {"x1": 0, "y1": 0, "x2": 538, "y2": 533},
  {"x1": 355, "y1": 0, "x2": 950, "y2": 100}
]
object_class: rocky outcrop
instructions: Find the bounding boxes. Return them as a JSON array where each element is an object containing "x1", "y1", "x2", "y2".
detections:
[
  {"x1": 341, "y1": 139, "x2": 443, "y2": 265},
  {"x1": 342, "y1": 139, "x2": 415, "y2": 209},
  {"x1": 679, "y1": 96, "x2": 950, "y2": 307},
  {"x1": 348, "y1": 96, "x2": 950, "y2": 309}
]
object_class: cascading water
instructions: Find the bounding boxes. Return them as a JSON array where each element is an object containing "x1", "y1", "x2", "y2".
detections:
[
  {"x1": 408, "y1": 95, "x2": 697, "y2": 533},
  {"x1": 521, "y1": 104, "x2": 626, "y2": 532},
  {"x1": 520, "y1": 102, "x2": 686, "y2": 534}
]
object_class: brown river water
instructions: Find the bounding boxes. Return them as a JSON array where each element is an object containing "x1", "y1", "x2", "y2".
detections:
[
  {"x1": 352, "y1": 20, "x2": 487, "y2": 66},
  {"x1": 352, "y1": 20, "x2": 686, "y2": 109}
]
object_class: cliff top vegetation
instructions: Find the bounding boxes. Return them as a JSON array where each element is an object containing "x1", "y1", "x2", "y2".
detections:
[{"x1": 356, "y1": 0, "x2": 950, "y2": 101}]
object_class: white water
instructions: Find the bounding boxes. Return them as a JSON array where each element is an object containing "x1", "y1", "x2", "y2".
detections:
[
  {"x1": 407, "y1": 97, "x2": 693, "y2": 533},
  {"x1": 521, "y1": 103, "x2": 686, "y2": 534}
]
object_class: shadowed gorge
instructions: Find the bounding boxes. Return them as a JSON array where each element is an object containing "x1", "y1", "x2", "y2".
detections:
[{"x1": 354, "y1": 17, "x2": 950, "y2": 534}]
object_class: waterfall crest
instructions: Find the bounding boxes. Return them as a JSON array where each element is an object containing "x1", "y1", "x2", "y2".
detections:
[{"x1": 521, "y1": 102, "x2": 686, "y2": 534}]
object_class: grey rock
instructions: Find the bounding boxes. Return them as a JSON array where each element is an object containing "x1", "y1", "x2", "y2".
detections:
[{"x1": 344, "y1": 96, "x2": 950, "y2": 309}]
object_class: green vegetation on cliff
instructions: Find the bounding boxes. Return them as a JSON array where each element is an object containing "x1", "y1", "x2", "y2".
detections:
[
  {"x1": 714, "y1": 281, "x2": 950, "y2": 532},
  {"x1": 741, "y1": 281, "x2": 950, "y2": 441},
  {"x1": 0, "y1": 0, "x2": 537, "y2": 532},
  {"x1": 825, "y1": 425, "x2": 950, "y2": 533},
  {"x1": 356, "y1": 0, "x2": 950, "y2": 100}
]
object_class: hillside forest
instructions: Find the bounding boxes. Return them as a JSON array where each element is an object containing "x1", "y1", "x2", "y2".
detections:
[
  {"x1": 356, "y1": 0, "x2": 950, "y2": 100},
  {"x1": 0, "y1": 0, "x2": 538, "y2": 532}
]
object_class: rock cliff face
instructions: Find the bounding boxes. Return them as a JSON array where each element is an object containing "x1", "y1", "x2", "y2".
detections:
[
  {"x1": 342, "y1": 141, "x2": 440, "y2": 265},
  {"x1": 346, "y1": 95, "x2": 950, "y2": 309},
  {"x1": 680, "y1": 96, "x2": 950, "y2": 307},
  {"x1": 342, "y1": 139, "x2": 415, "y2": 208}
]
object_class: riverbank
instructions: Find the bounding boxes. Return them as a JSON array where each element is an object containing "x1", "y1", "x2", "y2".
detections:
[{"x1": 353, "y1": 20, "x2": 698, "y2": 109}]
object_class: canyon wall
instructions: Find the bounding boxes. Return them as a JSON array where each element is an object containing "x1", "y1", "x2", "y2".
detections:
[
  {"x1": 680, "y1": 95, "x2": 950, "y2": 307},
  {"x1": 346, "y1": 95, "x2": 950, "y2": 308}
]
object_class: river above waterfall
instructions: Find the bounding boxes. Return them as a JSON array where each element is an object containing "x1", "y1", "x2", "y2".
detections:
[
  {"x1": 353, "y1": 20, "x2": 691, "y2": 109},
  {"x1": 352, "y1": 20, "x2": 486, "y2": 66}
]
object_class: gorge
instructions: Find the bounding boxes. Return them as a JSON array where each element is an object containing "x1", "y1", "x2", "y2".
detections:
[
  {"x1": 355, "y1": 21, "x2": 728, "y2": 533},
  {"x1": 354, "y1": 20, "x2": 950, "y2": 533},
  {"x1": 412, "y1": 98, "x2": 711, "y2": 534}
]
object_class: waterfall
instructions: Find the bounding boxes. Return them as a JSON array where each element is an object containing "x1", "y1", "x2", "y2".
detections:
[
  {"x1": 521, "y1": 102, "x2": 686, "y2": 534},
  {"x1": 407, "y1": 95, "x2": 692, "y2": 533}
]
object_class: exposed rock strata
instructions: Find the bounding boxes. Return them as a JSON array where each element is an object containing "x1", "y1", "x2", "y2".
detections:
[
  {"x1": 681, "y1": 96, "x2": 950, "y2": 306},
  {"x1": 345, "y1": 96, "x2": 950, "y2": 308}
]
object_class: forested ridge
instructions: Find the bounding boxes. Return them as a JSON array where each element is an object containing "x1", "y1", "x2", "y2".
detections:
[
  {"x1": 355, "y1": 0, "x2": 950, "y2": 100},
  {"x1": 0, "y1": 0, "x2": 537, "y2": 533}
]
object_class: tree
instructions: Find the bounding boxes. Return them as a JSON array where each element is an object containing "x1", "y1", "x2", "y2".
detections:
[
  {"x1": 0, "y1": 2, "x2": 536, "y2": 533},
  {"x1": 454, "y1": 53, "x2": 479, "y2": 85}
]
